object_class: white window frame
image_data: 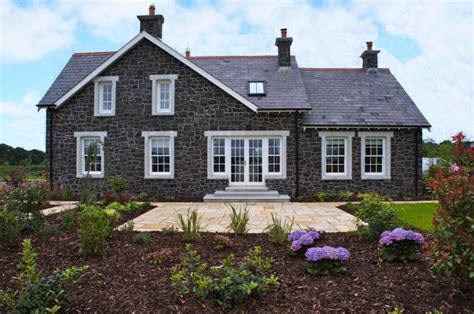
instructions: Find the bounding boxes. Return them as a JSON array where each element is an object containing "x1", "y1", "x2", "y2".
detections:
[
  {"x1": 319, "y1": 131, "x2": 354, "y2": 180},
  {"x1": 150, "y1": 74, "x2": 178, "y2": 115},
  {"x1": 94, "y1": 76, "x2": 118, "y2": 116},
  {"x1": 142, "y1": 131, "x2": 177, "y2": 179},
  {"x1": 204, "y1": 130, "x2": 288, "y2": 180},
  {"x1": 359, "y1": 131, "x2": 393, "y2": 180},
  {"x1": 211, "y1": 138, "x2": 226, "y2": 175},
  {"x1": 248, "y1": 81, "x2": 265, "y2": 95},
  {"x1": 74, "y1": 131, "x2": 107, "y2": 178}
]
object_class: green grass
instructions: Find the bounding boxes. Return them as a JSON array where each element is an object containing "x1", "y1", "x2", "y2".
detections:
[
  {"x1": 0, "y1": 164, "x2": 46, "y2": 179},
  {"x1": 392, "y1": 203, "x2": 438, "y2": 233}
]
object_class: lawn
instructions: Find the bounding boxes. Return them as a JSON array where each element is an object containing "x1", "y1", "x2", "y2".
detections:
[
  {"x1": 392, "y1": 203, "x2": 438, "y2": 233},
  {"x1": 0, "y1": 164, "x2": 46, "y2": 179}
]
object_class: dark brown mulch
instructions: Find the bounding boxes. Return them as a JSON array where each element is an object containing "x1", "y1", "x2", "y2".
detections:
[
  {"x1": 337, "y1": 203, "x2": 358, "y2": 216},
  {"x1": 1, "y1": 222, "x2": 472, "y2": 312}
]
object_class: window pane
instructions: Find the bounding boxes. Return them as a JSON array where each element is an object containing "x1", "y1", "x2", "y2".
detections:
[
  {"x1": 325, "y1": 138, "x2": 346, "y2": 174},
  {"x1": 364, "y1": 138, "x2": 384, "y2": 174},
  {"x1": 268, "y1": 138, "x2": 281, "y2": 173},
  {"x1": 83, "y1": 138, "x2": 101, "y2": 173},
  {"x1": 100, "y1": 82, "x2": 113, "y2": 112},
  {"x1": 249, "y1": 82, "x2": 264, "y2": 94},
  {"x1": 212, "y1": 138, "x2": 225, "y2": 173},
  {"x1": 150, "y1": 138, "x2": 171, "y2": 173},
  {"x1": 159, "y1": 82, "x2": 170, "y2": 110}
]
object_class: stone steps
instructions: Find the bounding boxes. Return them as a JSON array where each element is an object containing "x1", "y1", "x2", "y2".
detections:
[{"x1": 204, "y1": 186, "x2": 290, "y2": 202}]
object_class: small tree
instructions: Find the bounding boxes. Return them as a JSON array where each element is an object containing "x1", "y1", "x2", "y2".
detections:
[{"x1": 428, "y1": 132, "x2": 473, "y2": 286}]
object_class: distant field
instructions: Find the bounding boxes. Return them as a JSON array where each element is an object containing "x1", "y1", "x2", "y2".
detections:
[{"x1": 0, "y1": 164, "x2": 46, "y2": 179}]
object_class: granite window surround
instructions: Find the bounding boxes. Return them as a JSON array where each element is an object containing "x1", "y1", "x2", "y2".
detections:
[
  {"x1": 93, "y1": 76, "x2": 119, "y2": 116},
  {"x1": 142, "y1": 131, "x2": 177, "y2": 179},
  {"x1": 74, "y1": 131, "x2": 107, "y2": 178},
  {"x1": 150, "y1": 74, "x2": 178, "y2": 115}
]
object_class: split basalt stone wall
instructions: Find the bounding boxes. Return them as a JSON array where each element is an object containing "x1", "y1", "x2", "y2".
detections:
[
  {"x1": 47, "y1": 39, "x2": 298, "y2": 199},
  {"x1": 298, "y1": 128, "x2": 422, "y2": 197}
]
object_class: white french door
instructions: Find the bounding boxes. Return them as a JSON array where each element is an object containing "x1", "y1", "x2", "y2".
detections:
[{"x1": 230, "y1": 138, "x2": 264, "y2": 186}]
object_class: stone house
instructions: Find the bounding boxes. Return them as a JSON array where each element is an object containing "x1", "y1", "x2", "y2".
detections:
[{"x1": 37, "y1": 6, "x2": 430, "y2": 201}]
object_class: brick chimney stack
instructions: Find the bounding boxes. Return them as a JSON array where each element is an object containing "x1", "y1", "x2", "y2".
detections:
[
  {"x1": 185, "y1": 48, "x2": 190, "y2": 60},
  {"x1": 275, "y1": 28, "x2": 293, "y2": 68},
  {"x1": 138, "y1": 4, "x2": 165, "y2": 39},
  {"x1": 360, "y1": 41, "x2": 380, "y2": 70}
]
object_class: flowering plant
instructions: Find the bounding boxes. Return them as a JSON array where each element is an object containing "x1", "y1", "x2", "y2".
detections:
[
  {"x1": 428, "y1": 132, "x2": 473, "y2": 284},
  {"x1": 378, "y1": 228, "x2": 424, "y2": 262},
  {"x1": 305, "y1": 246, "x2": 350, "y2": 275},
  {"x1": 288, "y1": 230, "x2": 320, "y2": 256}
]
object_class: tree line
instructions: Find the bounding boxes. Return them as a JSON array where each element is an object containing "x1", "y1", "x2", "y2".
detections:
[{"x1": 0, "y1": 144, "x2": 45, "y2": 166}]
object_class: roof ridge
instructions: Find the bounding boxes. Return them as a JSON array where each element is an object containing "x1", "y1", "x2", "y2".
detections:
[
  {"x1": 300, "y1": 67, "x2": 390, "y2": 73},
  {"x1": 73, "y1": 51, "x2": 116, "y2": 57},
  {"x1": 190, "y1": 55, "x2": 279, "y2": 60}
]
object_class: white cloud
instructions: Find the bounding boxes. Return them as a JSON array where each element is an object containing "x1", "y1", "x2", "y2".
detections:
[{"x1": 0, "y1": 0, "x2": 76, "y2": 63}]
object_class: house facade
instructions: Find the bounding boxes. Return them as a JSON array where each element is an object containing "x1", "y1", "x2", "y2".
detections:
[{"x1": 38, "y1": 6, "x2": 430, "y2": 201}]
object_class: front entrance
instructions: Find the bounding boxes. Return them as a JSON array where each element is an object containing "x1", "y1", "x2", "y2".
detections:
[{"x1": 230, "y1": 138, "x2": 264, "y2": 186}]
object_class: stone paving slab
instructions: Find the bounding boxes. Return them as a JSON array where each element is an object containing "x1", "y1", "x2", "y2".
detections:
[
  {"x1": 41, "y1": 201, "x2": 78, "y2": 216},
  {"x1": 118, "y1": 202, "x2": 358, "y2": 233}
]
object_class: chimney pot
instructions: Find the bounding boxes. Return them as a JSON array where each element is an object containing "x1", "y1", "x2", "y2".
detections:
[
  {"x1": 281, "y1": 28, "x2": 287, "y2": 38},
  {"x1": 149, "y1": 4, "x2": 155, "y2": 16},
  {"x1": 185, "y1": 48, "x2": 190, "y2": 60},
  {"x1": 366, "y1": 41, "x2": 373, "y2": 51}
]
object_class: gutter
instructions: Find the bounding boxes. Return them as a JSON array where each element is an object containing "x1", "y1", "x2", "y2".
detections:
[
  {"x1": 415, "y1": 127, "x2": 421, "y2": 197},
  {"x1": 295, "y1": 111, "x2": 300, "y2": 198},
  {"x1": 48, "y1": 108, "x2": 54, "y2": 190}
]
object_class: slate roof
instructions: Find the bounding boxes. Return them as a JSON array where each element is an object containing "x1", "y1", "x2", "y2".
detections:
[
  {"x1": 300, "y1": 68, "x2": 431, "y2": 127},
  {"x1": 38, "y1": 52, "x2": 114, "y2": 105},
  {"x1": 191, "y1": 56, "x2": 311, "y2": 110}
]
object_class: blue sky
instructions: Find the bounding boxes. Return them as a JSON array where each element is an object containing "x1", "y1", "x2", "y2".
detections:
[{"x1": 0, "y1": 0, "x2": 472, "y2": 150}]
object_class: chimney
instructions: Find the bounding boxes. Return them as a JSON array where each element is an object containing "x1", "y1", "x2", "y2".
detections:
[
  {"x1": 137, "y1": 4, "x2": 165, "y2": 39},
  {"x1": 185, "y1": 48, "x2": 190, "y2": 60},
  {"x1": 275, "y1": 28, "x2": 293, "y2": 68},
  {"x1": 360, "y1": 41, "x2": 380, "y2": 70}
]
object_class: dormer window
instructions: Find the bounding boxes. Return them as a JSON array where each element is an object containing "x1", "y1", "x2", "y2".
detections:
[
  {"x1": 150, "y1": 74, "x2": 178, "y2": 115},
  {"x1": 94, "y1": 76, "x2": 118, "y2": 116},
  {"x1": 248, "y1": 81, "x2": 265, "y2": 96}
]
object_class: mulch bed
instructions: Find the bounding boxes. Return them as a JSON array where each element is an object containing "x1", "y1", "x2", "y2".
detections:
[
  {"x1": 337, "y1": 203, "x2": 358, "y2": 216},
  {"x1": 1, "y1": 214, "x2": 472, "y2": 312}
]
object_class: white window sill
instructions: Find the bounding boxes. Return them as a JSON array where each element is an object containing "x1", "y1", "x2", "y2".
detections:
[
  {"x1": 94, "y1": 112, "x2": 115, "y2": 117},
  {"x1": 322, "y1": 174, "x2": 352, "y2": 180},
  {"x1": 152, "y1": 111, "x2": 174, "y2": 116},
  {"x1": 208, "y1": 173, "x2": 227, "y2": 180},
  {"x1": 145, "y1": 174, "x2": 174, "y2": 179},
  {"x1": 266, "y1": 173, "x2": 286, "y2": 180},
  {"x1": 76, "y1": 173, "x2": 104, "y2": 179},
  {"x1": 362, "y1": 174, "x2": 391, "y2": 180}
]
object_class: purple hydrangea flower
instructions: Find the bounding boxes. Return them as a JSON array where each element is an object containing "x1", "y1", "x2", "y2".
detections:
[
  {"x1": 291, "y1": 240, "x2": 303, "y2": 251},
  {"x1": 307, "y1": 230, "x2": 321, "y2": 240},
  {"x1": 288, "y1": 230, "x2": 305, "y2": 242},
  {"x1": 298, "y1": 234, "x2": 314, "y2": 246},
  {"x1": 378, "y1": 228, "x2": 425, "y2": 246},
  {"x1": 305, "y1": 246, "x2": 350, "y2": 262}
]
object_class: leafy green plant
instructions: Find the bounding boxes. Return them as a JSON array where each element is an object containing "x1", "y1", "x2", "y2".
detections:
[
  {"x1": 143, "y1": 249, "x2": 174, "y2": 266},
  {"x1": 39, "y1": 225, "x2": 59, "y2": 237},
  {"x1": 106, "y1": 176, "x2": 127, "y2": 196},
  {"x1": 103, "y1": 208, "x2": 120, "y2": 226},
  {"x1": 161, "y1": 225, "x2": 178, "y2": 235},
  {"x1": 133, "y1": 232, "x2": 151, "y2": 245},
  {"x1": 0, "y1": 239, "x2": 88, "y2": 313},
  {"x1": 428, "y1": 132, "x2": 473, "y2": 285},
  {"x1": 355, "y1": 193, "x2": 398, "y2": 240},
  {"x1": 226, "y1": 203, "x2": 249, "y2": 235},
  {"x1": 177, "y1": 209, "x2": 204, "y2": 241},
  {"x1": 0, "y1": 210, "x2": 20, "y2": 245},
  {"x1": 105, "y1": 201, "x2": 144, "y2": 214},
  {"x1": 121, "y1": 221, "x2": 135, "y2": 236},
  {"x1": 316, "y1": 192, "x2": 328, "y2": 202},
  {"x1": 264, "y1": 212, "x2": 294, "y2": 244},
  {"x1": 77, "y1": 206, "x2": 111, "y2": 256},
  {"x1": 62, "y1": 210, "x2": 75, "y2": 231},
  {"x1": 170, "y1": 244, "x2": 278, "y2": 307},
  {"x1": 338, "y1": 191, "x2": 354, "y2": 202},
  {"x1": 214, "y1": 234, "x2": 233, "y2": 251}
]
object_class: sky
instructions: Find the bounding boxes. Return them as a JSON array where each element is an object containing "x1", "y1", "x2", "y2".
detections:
[{"x1": 0, "y1": 0, "x2": 472, "y2": 151}]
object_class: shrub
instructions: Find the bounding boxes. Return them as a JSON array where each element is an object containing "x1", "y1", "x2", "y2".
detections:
[
  {"x1": 105, "y1": 201, "x2": 144, "y2": 214},
  {"x1": 39, "y1": 225, "x2": 59, "y2": 237},
  {"x1": 77, "y1": 206, "x2": 111, "y2": 256},
  {"x1": 134, "y1": 232, "x2": 151, "y2": 245},
  {"x1": 288, "y1": 230, "x2": 321, "y2": 256},
  {"x1": 226, "y1": 203, "x2": 249, "y2": 235},
  {"x1": 305, "y1": 246, "x2": 350, "y2": 276},
  {"x1": 264, "y1": 212, "x2": 294, "y2": 244},
  {"x1": 103, "y1": 208, "x2": 120, "y2": 226},
  {"x1": 177, "y1": 209, "x2": 203, "y2": 241},
  {"x1": 428, "y1": 132, "x2": 474, "y2": 285},
  {"x1": 379, "y1": 228, "x2": 425, "y2": 262},
  {"x1": 214, "y1": 235, "x2": 233, "y2": 251},
  {"x1": 161, "y1": 225, "x2": 178, "y2": 235},
  {"x1": 316, "y1": 192, "x2": 328, "y2": 202},
  {"x1": 338, "y1": 191, "x2": 354, "y2": 202},
  {"x1": 170, "y1": 244, "x2": 278, "y2": 308},
  {"x1": 0, "y1": 210, "x2": 20, "y2": 245},
  {"x1": 121, "y1": 221, "x2": 135, "y2": 236},
  {"x1": 62, "y1": 211, "x2": 75, "y2": 231},
  {"x1": 143, "y1": 249, "x2": 174, "y2": 266},
  {"x1": 355, "y1": 193, "x2": 398, "y2": 240},
  {"x1": 106, "y1": 176, "x2": 127, "y2": 196},
  {"x1": 5, "y1": 170, "x2": 27, "y2": 187},
  {"x1": 0, "y1": 239, "x2": 88, "y2": 313}
]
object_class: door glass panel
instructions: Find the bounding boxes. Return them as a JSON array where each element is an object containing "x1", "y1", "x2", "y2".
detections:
[
  {"x1": 231, "y1": 139, "x2": 245, "y2": 183},
  {"x1": 249, "y1": 139, "x2": 263, "y2": 183}
]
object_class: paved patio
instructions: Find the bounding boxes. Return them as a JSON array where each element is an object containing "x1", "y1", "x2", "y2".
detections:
[{"x1": 120, "y1": 202, "x2": 358, "y2": 233}]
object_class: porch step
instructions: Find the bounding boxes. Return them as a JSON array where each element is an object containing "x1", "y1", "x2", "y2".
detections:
[
  {"x1": 225, "y1": 186, "x2": 269, "y2": 192},
  {"x1": 204, "y1": 187, "x2": 290, "y2": 203}
]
